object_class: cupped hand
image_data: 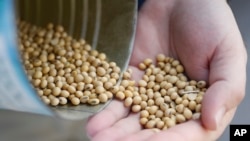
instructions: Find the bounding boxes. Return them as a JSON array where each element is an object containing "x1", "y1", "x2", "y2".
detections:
[{"x1": 86, "y1": 0, "x2": 247, "y2": 141}]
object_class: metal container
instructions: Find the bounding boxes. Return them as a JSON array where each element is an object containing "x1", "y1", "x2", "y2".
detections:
[{"x1": 0, "y1": 0, "x2": 137, "y2": 140}]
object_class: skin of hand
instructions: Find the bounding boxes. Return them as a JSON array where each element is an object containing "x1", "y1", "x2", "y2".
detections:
[{"x1": 86, "y1": 0, "x2": 248, "y2": 141}]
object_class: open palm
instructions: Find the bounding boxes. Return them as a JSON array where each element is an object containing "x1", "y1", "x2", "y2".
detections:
[{"x1": 87, "y1": 0, "x2": 247, "y2": 141}]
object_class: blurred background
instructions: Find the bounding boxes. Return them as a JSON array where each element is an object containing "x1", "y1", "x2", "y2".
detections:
[{"x1": 219, "y1": 0, "x2": 250, "y2": 140}]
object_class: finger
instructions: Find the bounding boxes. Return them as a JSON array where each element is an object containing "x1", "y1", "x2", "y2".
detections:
[
  {"x1": 202, "y1": 34, "x2": 247, "y2": 130},
  {"x1": 86, "y1": 61, "x2": 155, "y2": 137},
  {"x1": 86, "y1": 100, "x2": 130, "y2": 138},
  {"x1": 91, "y1": 113, "x2": 141, "y2": 141},
  {"x1": 145, "y1": 108, "x2": 235, "y2": 141},
  {"x1": 201, "y1": 81, "x2": 244, "y2": 130},
  {"x1": 130, "y1": 0, "x2": 173, "y2": 66}
]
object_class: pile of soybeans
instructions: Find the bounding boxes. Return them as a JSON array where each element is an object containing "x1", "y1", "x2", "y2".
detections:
[{"x1": 17, "y1": 21, "x2": 207, "y2": 130}]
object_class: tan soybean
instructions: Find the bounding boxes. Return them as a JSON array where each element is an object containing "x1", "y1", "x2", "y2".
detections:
[
  {"x1": 18, "y1": 21, "x2": 120, "y2": 106},
  {"x1": 19, "y1": 21, "x2": 207, "y2": 131}
]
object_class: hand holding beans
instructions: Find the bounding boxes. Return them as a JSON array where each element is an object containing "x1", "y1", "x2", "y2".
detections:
[
  {"x1": 86, "y1": 0, "x2": 247, "y2": 141},
  {"x1": 19, "y1": 20, "x2": 209, "y2": 139}
]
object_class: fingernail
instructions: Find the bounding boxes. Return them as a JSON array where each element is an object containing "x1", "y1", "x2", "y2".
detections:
[
  {"x1": 86, "y1": 132, "x2": 92, "y2": 140},
  {"x1": 86, "y1": 129, "x2": 94, "y2": 140},
  {"x1": 215, "y1": 107, "x2": 226, "y2": 129}
]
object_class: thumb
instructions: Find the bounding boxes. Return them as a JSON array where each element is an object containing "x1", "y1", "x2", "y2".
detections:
[{"x1": 201, "y1": 37, "x2": 247, "y2": 130}]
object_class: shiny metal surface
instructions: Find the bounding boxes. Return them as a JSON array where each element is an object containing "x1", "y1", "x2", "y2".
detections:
[
  {"x1": 15, "y1": 0, "x2": 137, "y2": 119},
  {"x1": 0, "y1": 109, "x2": 89, "y2": 141},
  {"x1": 16, "y1": 0, "x2": 136, "y2": 70},
  {"x1": 0, "y1": 1, "x2": 137, "y2": 141}
]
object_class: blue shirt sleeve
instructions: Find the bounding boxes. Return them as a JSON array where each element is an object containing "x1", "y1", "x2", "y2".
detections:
[{"x1": 138, "y1": 0, "x2": 145, "y2": 10}]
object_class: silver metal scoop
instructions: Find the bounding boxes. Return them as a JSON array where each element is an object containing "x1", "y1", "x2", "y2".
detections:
[
  {"x1": 1, "y1": 0, "x2": 137, "y2": 140},
  {"x1": 15, "y1": 0, "x2": 137, "y2": 120}
]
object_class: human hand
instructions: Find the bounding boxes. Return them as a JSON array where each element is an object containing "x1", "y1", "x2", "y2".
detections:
[{"x1": 86, "y1": 0, "x2": 247, "y2": 141}]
